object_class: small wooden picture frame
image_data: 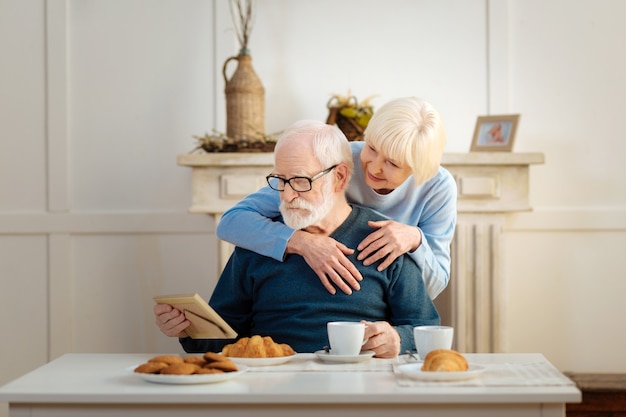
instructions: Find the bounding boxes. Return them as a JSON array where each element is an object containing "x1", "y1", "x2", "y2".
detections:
[
  {"x1": 470, "y1": 114, "x2": 520, "y2": 152},
  {"x1": 153, "y1": 293, "x2": 237, "y2": 339}
]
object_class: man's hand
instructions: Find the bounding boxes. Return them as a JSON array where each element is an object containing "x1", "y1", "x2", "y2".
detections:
[
  {"x1": 154, "y1": 303, "x2": 190, "y2": 338},
  {"x1": 361, "y1": 320, "x2": 401, "y2": 358},
  {"x1": 287, "y1": 230, "x2": 363, "y2": 295},
  {"x1": 357, "y1": 220, "x2": 422, "y2": 271}
]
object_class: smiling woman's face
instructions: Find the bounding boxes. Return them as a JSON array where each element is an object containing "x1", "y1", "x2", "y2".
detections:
[{"x1": 360, "y1": 143, "x2": 412, "y2": 195}]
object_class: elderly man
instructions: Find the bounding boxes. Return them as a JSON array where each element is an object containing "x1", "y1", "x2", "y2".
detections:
[{"x1": 154, "y1": 120, "x2": 439, "y2": 358}]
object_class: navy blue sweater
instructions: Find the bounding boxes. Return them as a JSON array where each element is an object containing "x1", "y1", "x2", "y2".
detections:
[{"x1": 181, "y1": 204, "x2": 440, "y2": 354}]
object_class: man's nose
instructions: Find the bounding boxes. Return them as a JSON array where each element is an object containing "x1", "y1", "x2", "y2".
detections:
[{"x1": 281, "y1": 184, "x2": 300, "y2": 201}]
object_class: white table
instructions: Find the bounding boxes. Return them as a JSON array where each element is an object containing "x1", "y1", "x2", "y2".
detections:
[{"x1": 0, "y1": 353, "x2": 580, "y2": 417}]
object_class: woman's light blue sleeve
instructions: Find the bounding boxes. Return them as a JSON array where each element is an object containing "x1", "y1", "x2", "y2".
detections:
[
  {"x1": 216, "y1": 186, "x2": 295, "y2": 261},
  {"x1": 409, "y1": 171, "x2": 458, "y2": 299}
]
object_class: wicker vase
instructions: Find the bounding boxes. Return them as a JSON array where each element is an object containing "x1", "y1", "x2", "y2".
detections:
[{"x1": 223, "y1": 52, "x2": 265, "y2": 142}]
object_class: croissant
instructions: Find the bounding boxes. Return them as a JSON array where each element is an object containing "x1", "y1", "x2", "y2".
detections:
[
  {"x1": 222, "y1": 335, "x2": 295, "y2": 358},
  {"x1": 421, "y1": 349, "x2": 469, "y2": 372}
]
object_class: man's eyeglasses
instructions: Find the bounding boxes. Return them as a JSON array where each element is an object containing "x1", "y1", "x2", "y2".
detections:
[{"x1": 266, "y1": 165, "x2": 337, "y2": 192}]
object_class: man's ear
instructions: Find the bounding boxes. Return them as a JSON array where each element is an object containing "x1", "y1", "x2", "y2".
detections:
[{"x1": 333, "y1": 163, "x2": 350, "y2": 192}]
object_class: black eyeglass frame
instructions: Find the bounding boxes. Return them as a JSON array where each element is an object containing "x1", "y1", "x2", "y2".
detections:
[{"x1": 265, "y1": 164, "x2": 338, "y2": 192}]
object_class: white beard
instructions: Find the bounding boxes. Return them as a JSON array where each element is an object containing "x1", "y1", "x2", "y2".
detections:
[{"x1": 280, "y1": 181, "x2": 334, "y2": 230}]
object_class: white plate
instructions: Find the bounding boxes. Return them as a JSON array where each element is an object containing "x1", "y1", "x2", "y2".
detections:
[
  {"x1": 314, "y1": 350, "x2": 375, "y2": 363},
  {"x1": 226, "y1": 354, "x2": 296, "y2": 367},
  {"x1": 395, "y1": 363, "x2": 486, "y2": 381},
  {"x1": 134, "y1": 365, "x2": 249, "y2": 385}
]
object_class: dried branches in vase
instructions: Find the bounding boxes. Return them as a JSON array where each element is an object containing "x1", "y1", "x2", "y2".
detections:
[
  {"x1": 229, "y1": 0, "x2": 254, "y2": 55},
  {"x1": 191, "y1": 0, "x2": 271, "y2": 153}
]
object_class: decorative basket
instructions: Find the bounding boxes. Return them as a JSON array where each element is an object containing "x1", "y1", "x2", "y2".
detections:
[
  {"x1": 326, "y1": 106, "x2": 365, "y2": 141},
  {"x1": 326, "y1": 93, "x2": 376, "y2": 141}
]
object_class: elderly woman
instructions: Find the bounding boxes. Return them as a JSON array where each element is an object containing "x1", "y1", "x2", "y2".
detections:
[{"x1": 217, "y1": 97, "x2": 457, "y2": 299}]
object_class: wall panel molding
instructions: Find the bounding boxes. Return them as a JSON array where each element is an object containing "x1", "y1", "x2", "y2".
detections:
[
  {"x1": 0, "y1": 213, "x2": 214, "y2": 234},
  {"x1": 48, "y1": 233, "x2": 72, "y2": 360},
  {"x1": 213, "y1": 0, "x2": 233, "y2": 135},
  {"x1": 506, "y1": 208, "x2": 626, "y2": 231},
  {"x1": 45, "y1": 0, "x2": 70, "y2": 212}
]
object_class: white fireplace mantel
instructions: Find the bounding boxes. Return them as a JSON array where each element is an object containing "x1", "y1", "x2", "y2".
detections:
[{"x1": 178, "y1": 151, "x2": 544, "y2": 353}]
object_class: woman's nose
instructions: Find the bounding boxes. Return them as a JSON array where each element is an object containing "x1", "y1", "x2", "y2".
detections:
[{"x1": 369, "y1": 157, "x2": 384, "y2": 174}]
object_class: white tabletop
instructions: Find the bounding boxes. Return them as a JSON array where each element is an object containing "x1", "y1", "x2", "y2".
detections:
[{"x1": 0, "y1": 353, "x2": 580, "y2": 406}]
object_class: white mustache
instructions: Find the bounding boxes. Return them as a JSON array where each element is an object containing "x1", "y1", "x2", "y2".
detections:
[{"x1": 283, "y1": 199, "x2": 313, "y2": 210}]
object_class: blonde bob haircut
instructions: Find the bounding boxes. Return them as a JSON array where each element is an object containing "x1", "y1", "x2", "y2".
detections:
[
  {"x1": 275, "y1": 120, "x2": 354, "y2": 179},
  {"x1": 364, "y1": 97, "x2": 446, "y2": 186}
]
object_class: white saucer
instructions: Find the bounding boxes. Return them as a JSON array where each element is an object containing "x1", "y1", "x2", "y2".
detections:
[
  {"x1": 227, "y1": 354, "x2": 295, "y2": 367},
  {"x1": 314, "y1": 350, "x2": 375, "y2": 363},
  {"x1": 395, "y1": 363, "x2": 486, "y2": 381}
]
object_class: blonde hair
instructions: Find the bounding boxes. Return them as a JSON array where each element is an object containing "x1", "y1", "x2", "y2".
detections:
[
  {"x1": 275, "y1": 120, "x2": 354, "y2": 178},
  {"x1": 364, "y1": 97, "x2": 446, "y2": 185}
]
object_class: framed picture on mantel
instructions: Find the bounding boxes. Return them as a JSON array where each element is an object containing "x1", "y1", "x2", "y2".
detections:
[{"x1": 470, "y1": 114, "x2": 520, "y2": 152}]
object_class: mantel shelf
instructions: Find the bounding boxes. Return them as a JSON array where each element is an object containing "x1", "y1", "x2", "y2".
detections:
[
  {"x1": 177, "y1": 152, "x2": 274, "y2": 167},
  {"x1": 177, "y1": 151, "x2": 545, "y2": 216},
  {"x1": 442, "y1": 152, "x2": 544, "y2": 166},
  {"x1": 177, "y1": 152, "x2": 545, "y2": 168}
]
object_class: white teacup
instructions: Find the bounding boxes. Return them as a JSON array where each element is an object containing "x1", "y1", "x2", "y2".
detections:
[
  {"x1": 327, "y1": 321, "x2": 365, "y2": 356},
  {"x1": 413, "y1": 325, "x2": 454, "y2": 360}
]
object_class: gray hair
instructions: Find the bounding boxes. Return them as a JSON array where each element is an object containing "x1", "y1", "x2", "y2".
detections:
[{"x1": 275, "y1": 120, "x2": 354, "y2": 178}]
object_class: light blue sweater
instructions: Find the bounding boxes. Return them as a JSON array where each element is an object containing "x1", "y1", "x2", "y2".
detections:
[
  {"x1": 181, "y1": 205, "x2": 440, "y2": 354},
  {"x1": 216, "y1": 141, "x2": 457, "y2": 298}
]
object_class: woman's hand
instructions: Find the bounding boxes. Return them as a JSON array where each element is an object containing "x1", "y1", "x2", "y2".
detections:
[
  {"x1": 154, "y1": 303, "x2": 190, "y2": 338},
  {"x1": 361, "y1": 320, "x2": 401, "y2": 358},
  {"x1": 287, "y1": 230, "x2": 363, "y2": 295},
  {"x1": 357, "y1": 220, "x2": 422, "y2": 271}
]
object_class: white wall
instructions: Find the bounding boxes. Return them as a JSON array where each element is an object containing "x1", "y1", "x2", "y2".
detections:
[
  {"x1": 503, "y1": 0, "x2": 626, "y2": 372},
  {"x1": 1, "y1": 3, "x2": 625, "y2": 408}
]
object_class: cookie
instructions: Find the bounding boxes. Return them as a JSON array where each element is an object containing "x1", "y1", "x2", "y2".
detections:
[
  {"x1": 160, "y1": 363, "x2": 199, "y2": 375},
  {"x1": 148, "y1": 355, "x2": 184, "y2": 365},
  {"x1": 204, "y1": 359, "x2": 238, "y2": 372},
  {"x1": 183, "y1": 356, "x2": 207, "y2": 366},
  {"x1": 134, "y1": 361, "x2": 168, "y2": 374},
  {"x1": 194, "y1": 367, "x2": 224, "y2": 374}
]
